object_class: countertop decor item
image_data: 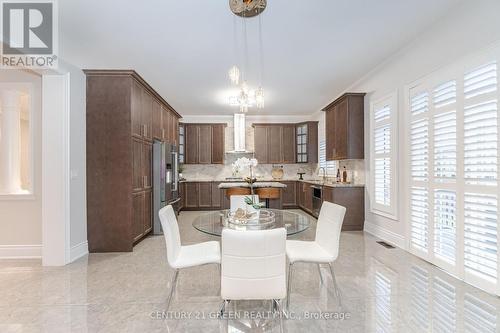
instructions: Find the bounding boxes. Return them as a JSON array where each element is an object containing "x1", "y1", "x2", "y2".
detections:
[{"x1": 271, "y1": 165, "x2": 284, "y2": 180}]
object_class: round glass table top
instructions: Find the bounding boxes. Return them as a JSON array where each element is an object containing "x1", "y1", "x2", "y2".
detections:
[{"x1": 192, "y1": 209, "x2": 311, "y2": 236}]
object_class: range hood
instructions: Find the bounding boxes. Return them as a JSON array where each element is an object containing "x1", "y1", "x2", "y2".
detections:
[{"x1": 226, "y1": 113, "x2": 254, "y2": 154}]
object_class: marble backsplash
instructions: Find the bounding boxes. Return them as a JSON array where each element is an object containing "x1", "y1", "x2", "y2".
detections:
[
  {"x1": 181, "y1": 158, "x2": 365, "y2": 184},
  {"x1": 181, "y1": 162, "x2": 318, "y2": 181}
]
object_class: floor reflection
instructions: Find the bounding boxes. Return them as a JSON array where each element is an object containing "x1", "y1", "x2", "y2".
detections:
[{"x1": 0, "y1": 211, "x2": 499, "y2": 332}]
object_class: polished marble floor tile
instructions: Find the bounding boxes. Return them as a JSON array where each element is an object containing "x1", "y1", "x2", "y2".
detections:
[{"x1": 0, "y1": 210, "x2": 498, "y2": 332}]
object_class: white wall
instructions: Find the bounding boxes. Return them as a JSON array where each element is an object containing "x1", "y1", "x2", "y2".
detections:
[
  {"x1": 351, "y1": 0, "x2": 500, "y2": 246},
  {"x1": 61, "y1": 61, "x2": 88, "y2": 255},
  {"x1": 0, "y1": 70, "x2": 42, "y2": 257}
]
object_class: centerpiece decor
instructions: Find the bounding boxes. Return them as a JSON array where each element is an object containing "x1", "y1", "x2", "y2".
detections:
[{"x1": 231, "y1": 157, "x2": 264, "y2": 217}]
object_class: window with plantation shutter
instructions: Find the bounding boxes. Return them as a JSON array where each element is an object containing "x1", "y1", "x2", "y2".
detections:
[
  {"x1": 464, "y1": 62, "x2": 497, "y2": 99},
  {"x1": 411, "y1": 187, "x2": 428, "y2": 252},
  {"x1": 411, "y1": 119, "x2": 429, "y2": 181},
  {"x1": 464, "y1": 193, "x2": 497, "y2": 282},
  {"x1": 318, "y1": 140, "x2": 336, "y2": 175},
  {"x1": 370, "y1": 94, "x2": 397, "y2": 217},
  {"x1": 434, "y1": 111, "x2": 456, "y2": 181},
  {"x1": 434, "y1": 190, "x2": 456, "y2": 264},
  {"x1": 406, "y1": 53, "x2": 500, "y2": 296},
  {"x1": 464, "y1": 101, "x2": 498, "y2": 186}
]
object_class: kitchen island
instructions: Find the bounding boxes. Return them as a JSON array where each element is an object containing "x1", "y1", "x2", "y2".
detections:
[{"x1": 218, "y1": 182, "x2": 287, "y2": 189}]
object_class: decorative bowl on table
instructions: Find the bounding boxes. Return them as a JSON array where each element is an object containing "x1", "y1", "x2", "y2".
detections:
[{"x1": 226, "y1": 209, "x2": 275, "y2": 226}]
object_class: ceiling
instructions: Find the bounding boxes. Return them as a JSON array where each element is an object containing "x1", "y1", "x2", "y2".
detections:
[{"x1": 59, "y1": 0, "x2": 463, "y2": 115}]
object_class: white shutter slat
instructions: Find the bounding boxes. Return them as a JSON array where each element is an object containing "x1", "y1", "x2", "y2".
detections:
[
  {"x1": 434, "y1": 111, "x2": 457, "y2": 182},
  {"x1": 464, "y1": 62, "x2": 497, "y2": 99},
  {"x1": 434, "y1": 80, "x2": 457, "y2": 108},
  {"x1": 411, "y1": 187, "x2": 429, "y2": 252},
  {"x1": 374, "y1": 104, "x2": 391, "y2": 123},
  {"x1": 411, "y1": 119, "x2": 429, "y2": 181},
  {"x1": 434, "y1": 190, "x2": 457, "y2": 264},
  {"x1": 375, "y1": 158, "x2": 391, "y2": 206},
  {"x1": 464, "y1": 101, "x2": 498, "y2": 186},
  {"x1": 411, "y1": 92, "x2": 429, "y2": 115},
  {"x1": 464, "y1": 193, "x2": 498, "y2": 282},
  {"x1": 374, "y1": 125, "x2": 391, "y2": 154}
]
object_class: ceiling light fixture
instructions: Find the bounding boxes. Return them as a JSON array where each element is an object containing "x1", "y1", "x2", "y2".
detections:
[{"x1": 227, "y1": 0, "x2": 266, "y2": 113}]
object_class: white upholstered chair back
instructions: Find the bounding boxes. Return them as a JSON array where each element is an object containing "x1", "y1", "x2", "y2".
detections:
[
  {"x1": 221, "y1": 228, "x2": 287, "y2": 300},
  {"x1": 158, "y1": 205, "x2": 182, "y2": 267},
  {"x1": 315, "y1": 201, "x2": 346, "y2": 262},
  {"x1": 230, "y1": 195, "x2": 259, "y2": 212}
]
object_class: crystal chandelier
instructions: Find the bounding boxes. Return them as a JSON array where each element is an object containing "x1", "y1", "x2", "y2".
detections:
[{"x1": 227, "y1": 0, "x2": 266, "y2": 112}]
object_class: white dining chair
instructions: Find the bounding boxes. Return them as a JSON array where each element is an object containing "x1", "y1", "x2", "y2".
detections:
[
  {"x1": 219, "y1": 228, "x2": 287, "y2": 316},
  {"x1": 286, "y1": 201, "x2": 346, "y2": 309},
  {"x1": 159, "y1": 205, "x2": 221, "y2": 310},
  {"x1": 230, "y1": 194, "x2": 260, "y2": 212}
]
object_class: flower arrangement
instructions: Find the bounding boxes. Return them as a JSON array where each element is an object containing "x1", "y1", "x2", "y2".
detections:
[{"x1": 232, "y1": 157, "x2": 260, "y2": 208}]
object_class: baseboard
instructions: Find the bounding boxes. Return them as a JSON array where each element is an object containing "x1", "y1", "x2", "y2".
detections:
[
  {"x1": 0, "y1": 244, "x2": 42, "y2": 259},
  {"x1": 363, "y1": 220, "x2": 406, "y2": 250},
  {"x1": 70, "y1": 241, "x2": 89, "y2": 262}
]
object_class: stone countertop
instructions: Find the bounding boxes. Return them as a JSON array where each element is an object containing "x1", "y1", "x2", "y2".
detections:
[
  {"x1": 181, "y1": 178, "x2": 364, "y2": 188},
  {"x1": 218, "y1": 182, "x2": 287, "y2": 189}
]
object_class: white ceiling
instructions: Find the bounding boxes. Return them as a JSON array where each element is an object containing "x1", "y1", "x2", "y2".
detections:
[{"x1": 59, "y1": 0, "x2": 462, "y2": 115}]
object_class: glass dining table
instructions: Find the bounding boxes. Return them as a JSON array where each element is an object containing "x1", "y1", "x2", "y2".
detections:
[{"x1": 192, "y1": 209, "x2": 311, "y2": 237}]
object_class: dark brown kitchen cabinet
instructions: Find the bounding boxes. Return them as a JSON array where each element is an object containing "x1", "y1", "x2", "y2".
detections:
[
  {"x1": 282, "y1": 125, "x2": 296, "y2": 164},
  {"x1": 268, "y1": 126, "x2": 283, "y2": 164},
  {"x1": 143, "y1": 190, "x2": 152, "y2": 234},
  {"x1": 132, "y1": 192, "x2": 144, "y2": 242},
  {"x1": 322, "y1": 186, "x2": 365, "y2": 231},
  {"x1": 253, "y1": 123, "x2": 317, "y2": 164},
  {"x1": 152, "y1": 99, "x2": 162, "y2": 140},
  {"x1": 211, "y1": 182, "x2": 222, "y2": 208},
  {"x1": 254, "y1": 125, "x2": 269, "y2": 164},
  {"x1": 141, "y1": 90, "x2": 153, "y2": 141},
  {"x1": 184, "y1": 124, "x2": 226, "y2": 164},
  {"x1": 85, "y1": 70, "x2": 181, "y2": 252},
  {"x1": 184, "y1": 182, "x2": 199, "y2": 208},
  {"x1": 281, "y1": 181, "x2": 298, "y2": 208},
  {"x1": 198, "y1": 125, "x2": 212, "y2": 164},
  {"x1": 298, "y1": 182, "x2": 312, "y2": 213},
  {"x1": 198, "y1": 182, "x2": 213, "y2": 208},
  {"x1": 323, "y1": 93, "x2": 365, "y2": 160},
  {"x1": 211, "y1": 124, "x2": 225, "y2": 164},
  {"x1": 296, "y1": 122, "x2": 318, "y2": 163}
]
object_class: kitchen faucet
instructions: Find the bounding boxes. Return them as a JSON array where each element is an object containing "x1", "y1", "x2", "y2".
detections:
[{"x1": 319, "y1": 167, "x2": 327, "y2": 184}]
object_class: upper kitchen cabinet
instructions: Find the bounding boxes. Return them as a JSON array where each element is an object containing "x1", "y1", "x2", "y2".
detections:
[
  {"x1": 296, "y1": 121, "x2": 318, "y2": 163},
  {"x1": 183, "y1": 123, "x2": 226, "y2": 164},
  {"x1": 253, "y1": 122, "x2": 317, "y2": 164},
  {"x1": 323, "y1": 93, "x2": 365, "y2": 160},
  {"x1": 85, "y1": 70, "x2": 181, "y2": 252}
]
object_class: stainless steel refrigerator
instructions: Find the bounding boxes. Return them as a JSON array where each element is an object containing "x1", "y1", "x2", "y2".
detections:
[{"x1": 153, "y1": 141, "x2": 180, "y2": 235}]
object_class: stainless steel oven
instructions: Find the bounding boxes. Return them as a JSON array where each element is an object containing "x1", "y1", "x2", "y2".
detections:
[{"x1": 311, "y1": 185, "x2": 322, "y2": 218}]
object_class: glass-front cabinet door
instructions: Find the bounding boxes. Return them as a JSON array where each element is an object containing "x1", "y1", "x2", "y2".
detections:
[
  {"x1": 296, "y1": 124, "x2": 308, "y2": 163},
  {"x1": 178, "y1": 124, "x2": 185, "y2": 163}
]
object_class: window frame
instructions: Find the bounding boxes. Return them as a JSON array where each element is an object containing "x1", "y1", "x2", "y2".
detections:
[
  {"x1": 403, "y1": 43, "x2": 500, "y2": 296},
  {"x1": 370, "y1": 91, "x2": 398, "y2": 220}
]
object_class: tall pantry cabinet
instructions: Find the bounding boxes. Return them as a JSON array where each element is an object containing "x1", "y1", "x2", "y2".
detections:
[{"x1": 85, "y1": 70, "x2": 181, "y2": 252}]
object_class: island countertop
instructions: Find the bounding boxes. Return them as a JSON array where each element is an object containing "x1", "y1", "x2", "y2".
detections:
[{"x1": 218, "y1": 182, "x2": 287, "y2": 189}]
